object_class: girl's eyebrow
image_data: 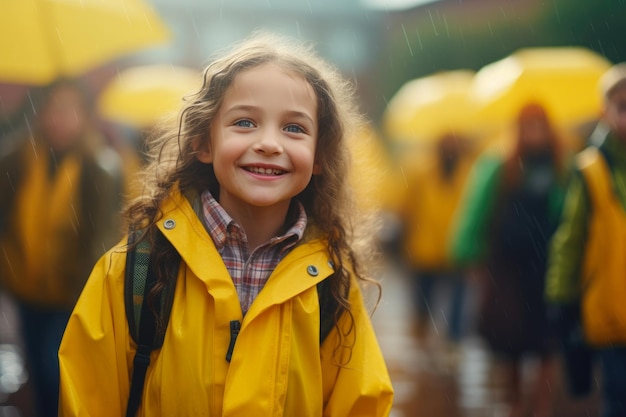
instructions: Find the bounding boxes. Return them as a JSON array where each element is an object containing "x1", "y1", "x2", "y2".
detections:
[
  {"x1": 223, "y1": 104, "x2": 257, "y2": 115},
  {"x1": 285, "y1": 110, "x2": 315, "y2": 125},
  {"x1": 224, "y1": 104, "x2": 315, "y2": 125}
]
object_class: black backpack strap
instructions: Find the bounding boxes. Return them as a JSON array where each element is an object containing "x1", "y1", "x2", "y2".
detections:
[
  {"x1": 124, "y1": 229, "x2": 180, "y2": 417},
  {"x1": 125, "y1": 231, "x2": 149, "y2": 344},
  {"x1": 125, "y1": 231, "x2": 158, "y2": 417},
  {"x1": 318, "y1": 274, "x2": 349, "y2": 344}
]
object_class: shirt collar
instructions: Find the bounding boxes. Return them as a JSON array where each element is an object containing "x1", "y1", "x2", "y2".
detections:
[{"x1": 200, "y1": 190, "x2": 307, "y2": 250}]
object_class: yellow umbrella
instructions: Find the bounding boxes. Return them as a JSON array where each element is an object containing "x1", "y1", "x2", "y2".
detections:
[
  {"x1": 382, "y1": 70, "x2": 483, "y2": 146},
  {"x1": 470, "y1": 46, "x2": 612, "y2": 129},
  {"x1": 348, "y1": 125, "x2": 404, "y2": 214},
  {"x1": 0, "y1": 0, "x2": 171, "y2": 85},
  {"x1": 98, "y1": 64, "x2": 202, "y2": 128}
]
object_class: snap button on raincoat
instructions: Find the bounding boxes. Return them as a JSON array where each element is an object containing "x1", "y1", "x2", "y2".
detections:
[{"x1": 58, "y1": 188, "x2": 394, "y2": 416}]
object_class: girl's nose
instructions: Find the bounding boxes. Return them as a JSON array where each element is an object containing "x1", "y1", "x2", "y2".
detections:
[{"x1": 253, "y1": 129, "x2": 283, "y2": 155}]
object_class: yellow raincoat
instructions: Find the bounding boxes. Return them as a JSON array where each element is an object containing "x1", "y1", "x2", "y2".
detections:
[
  {"x1": 58, "y1": 188, "x2": 394, "y2": 416},
  {"x1": 400, "y1": 154, "x2": 473, "y2": 271},
  {"x1": 576, "y1": 147, "x2": 626, "y2": 346}
]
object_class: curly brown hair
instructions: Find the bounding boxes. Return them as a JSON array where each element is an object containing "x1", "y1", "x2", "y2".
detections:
[{"x1": 124, "y1": 31, "x2": 382, "y2": 354}]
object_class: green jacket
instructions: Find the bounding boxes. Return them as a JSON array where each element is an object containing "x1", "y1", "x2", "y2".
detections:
[
  {"x1": 450, "y1": 151, "x2": 566, "y2": 267},
  {"x1": 546, "y1": 132, "x2": 626, "y2": 303}
]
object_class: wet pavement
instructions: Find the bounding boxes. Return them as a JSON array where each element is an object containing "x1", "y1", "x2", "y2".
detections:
[
  {"x1": 0, "y1": 260, "x2": 604, "y2": 417},
  {"x1": 372, "y1": 259, "x2": 602, "y2": 417},
  {"x1": 0, "y1": 292, "x2": 35, "y2": 417}
]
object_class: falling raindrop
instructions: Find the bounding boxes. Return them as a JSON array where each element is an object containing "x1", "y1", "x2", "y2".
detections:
[
  {"x1": 499, "y1": 6, "x2": 506, "y2": 19},
  {"x1": 401, "y1": 24, "x2": 414, "y2": 57},
  {"x1": 191, "y1": 18, "x2": 200, "y2": 39},
  {"x1": 26, "y1": 91, "x2": 36, "y2": 116},
  {"x1": 24, "y1": 117, "x2": 37, "y2": 159},
  {"x1": 597, "y1": 39, "x2": 606, "y2": 57},
  {"x1": 443, "y1": 13, "x2": 450, "y2": 38},
  {"x1": 415, "y1": 27, "x2": 423, "y2": 50},
  {"x1": 552, "y1": 0, "x2": 561, "y2": 23},
  {"x1": 428, "y1": 10, "x2": 439, "y2": 36}
]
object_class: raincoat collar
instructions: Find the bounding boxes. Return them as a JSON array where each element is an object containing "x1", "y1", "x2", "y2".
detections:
[{"x1": 156, "y1": 186, "x2": 335, "y2": 322}]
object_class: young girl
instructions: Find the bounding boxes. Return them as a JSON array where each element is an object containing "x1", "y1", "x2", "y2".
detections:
[{"x1": 58, "y1": 32, "x2": 394, "y2": 416}]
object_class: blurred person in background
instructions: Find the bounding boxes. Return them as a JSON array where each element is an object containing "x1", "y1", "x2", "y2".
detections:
[
  {"x1": 450, "y1": 102, "x2": 568, "y2": 417},
  {"x1": 0, "y1": 78, "x2": 125, "y2": 416},
  {"x1": 398, "y1": 132, "x2": 475, "y2": 355},
  {"x1": 546, "y1": 63, "x2": 626, "y2": 417}
]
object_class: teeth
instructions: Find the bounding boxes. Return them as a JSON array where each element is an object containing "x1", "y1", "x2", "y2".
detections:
[{"x1": 246, "y1": 166, "x2": 285, "y2": 175}]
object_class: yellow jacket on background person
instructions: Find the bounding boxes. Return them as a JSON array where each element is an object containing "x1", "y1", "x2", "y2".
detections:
[
  {"x1": 58, "y1": 188, "x2": 394, "y2": 417},
  {"x1": 400, "y1": 150, "x2": 474, "y2": 271},
  {"x1": 0, "y1": 136, "x2": 124, "y2": 309},
  {"x1": 556, "y1": 146, "x2": 626, "y2": 346}
]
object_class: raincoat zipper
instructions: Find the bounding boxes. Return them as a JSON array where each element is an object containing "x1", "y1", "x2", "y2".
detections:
[{"x1": 225, "y1": 320, "x2": 240, "y2": 362}]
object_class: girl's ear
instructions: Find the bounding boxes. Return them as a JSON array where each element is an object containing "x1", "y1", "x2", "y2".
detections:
[
  {"x1": 195, "y1": 136, "x2": 213, "y2": 163},
  {"x1": 312, "y1": 162, "x2": 321, "y2": 175}
]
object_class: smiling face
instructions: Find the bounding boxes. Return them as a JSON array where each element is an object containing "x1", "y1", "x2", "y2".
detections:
[{"x1": 196, "y1": 62, "x2": 319, "y2": 220}]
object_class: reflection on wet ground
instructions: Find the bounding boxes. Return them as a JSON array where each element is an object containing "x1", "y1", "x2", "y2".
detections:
[{"x1": 372, "y1": 260, "x2": 602, "y2": 417}]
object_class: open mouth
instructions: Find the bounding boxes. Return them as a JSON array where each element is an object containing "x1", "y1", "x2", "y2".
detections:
[{"x1": 243, "y1": 166, "x2": 287, "y2": 176}]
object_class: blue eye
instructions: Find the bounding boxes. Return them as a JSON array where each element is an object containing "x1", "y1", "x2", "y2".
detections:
[
  {"x1": 234, "y1": 119, "x2": 254, "y2": 128},
  {"x1": 285, "y1": 124, "x2": 304, "y2": 134}
]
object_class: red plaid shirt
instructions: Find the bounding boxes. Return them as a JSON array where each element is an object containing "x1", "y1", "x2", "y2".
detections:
[{"x1": 200, "y1": 190, "x2": 307, "y2": 315}]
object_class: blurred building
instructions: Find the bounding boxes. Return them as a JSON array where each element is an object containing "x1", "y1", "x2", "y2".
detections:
[{"x1": 128, "y1": 0, "x2": 386, "y2": 119}]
